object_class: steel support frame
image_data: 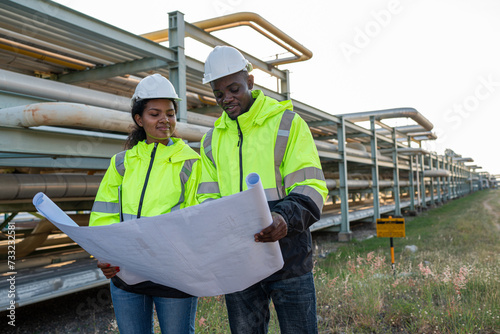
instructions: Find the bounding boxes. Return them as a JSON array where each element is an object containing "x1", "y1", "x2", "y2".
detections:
[{"x1": 169, "y1": 11, "x2": 188, "y2": 123}]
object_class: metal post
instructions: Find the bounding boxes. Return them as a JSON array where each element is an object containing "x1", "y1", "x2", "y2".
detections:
[
  {"x1": 338, "y1": 117, "x2": 352, "y2": 241},
  {"x1": 280, "y1": 69, "x2": 291, "y2": 101},
  {"x1": 429, "y1": 154, "x2": 435, "y2": 206},
  {"x1": 420, "y1": 151, "x2": 427, "y2": 209},
  {"x1": 392, "y1": 130, "x2": 401, "y2": 216},
  {"x1": 168, "y1": 11, "x2": 187, "y2": 123},
  {"x1": 407, "y1": 136, "x2": 415, "y2": 212},
  {"x1": 371, "y1": 116, "x2": 380, "y2": 224},
  {"x1": 415, "y1": 154, "x2": 421, "y2": 209},
  {"x1": 436, "y1": 155, "x2": 442, "y2": 204},
  {"x1": 445, "y1": 156, "x2": 451, "y2": 201},
  {"x1": 452, "y1": 160, "x2": 456, "y2": 198}
]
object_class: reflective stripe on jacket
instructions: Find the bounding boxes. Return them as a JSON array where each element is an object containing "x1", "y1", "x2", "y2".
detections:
[
  {"x1": 197, "y1": 90, "x2": 328, "y2": 281},
  {"x1": 90, "y1": 138, "x2": 201, "y2": 226}
]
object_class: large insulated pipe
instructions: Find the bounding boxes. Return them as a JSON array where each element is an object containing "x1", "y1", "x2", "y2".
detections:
[
  {"x1": 325, "y1": 179, "x2": 410, "y2": 190},
  {"x1": 453, "y1": 157, "x2": 474, "y2": 162},
  {"x1": 423, "y1": 169, "x2": 451, "y2": 177},
  {"x1": 1, "y1": 173, "x2": 412, "y2": 200},
  {"x1": 0, "y1": 103, "x2": 211, "y2": 142},
  {"x1": 0, "y1": 69, "x2": 131, "y2": 111},
  {"x1": 377, "y1": 125, "x2": 426, "y2": 135},
  {"x1": 338, "y1": 108, "x2": 434, "y2": 131},
  {"x1": 1, "y1": 101, "x2": 394, "y2": 160},
  {"x1": 0, "y1": 174, "x2": 102, "y2": 200},
  {"x1": 396, "y1": 148, "x2": 430, "y2": 155},
  {"x1": 0, "y1": 69, "x2": 215, "y2": 128},
  {"x1": 314, "y1": 140, "x2": 393, "y2": 162}
]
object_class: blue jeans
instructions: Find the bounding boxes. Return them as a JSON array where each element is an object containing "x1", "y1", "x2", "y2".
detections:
[
  {"x1": 225, "y1": 271, "x2": 318, "y2": 334},
  {"x1": 110, "y1": 280, "x2": 197, "y2": 334}
]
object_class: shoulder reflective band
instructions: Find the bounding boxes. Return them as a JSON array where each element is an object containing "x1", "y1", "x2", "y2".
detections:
[
  {"x1": 115, "y1": 150, "x2": 127, "y2": 176},
  {"x1": 274, "y1": 110, "x2": 295, "y2": 199},
  {"x1": 203, "y1": 129, "x2": 216, "y2": 169}
]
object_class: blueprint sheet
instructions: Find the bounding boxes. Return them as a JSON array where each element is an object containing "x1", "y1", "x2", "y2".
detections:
[{"x1": 32, "y1": 173, "x2": 283, "y2": 297}]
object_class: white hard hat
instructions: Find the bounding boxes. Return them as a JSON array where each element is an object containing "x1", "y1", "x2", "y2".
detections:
[
  {"x1": 131, "y1": 73, "x2": 181, "y2": 106},
  {"x1": 202, "y1": 46, "x2": 253, "y2": 84}
]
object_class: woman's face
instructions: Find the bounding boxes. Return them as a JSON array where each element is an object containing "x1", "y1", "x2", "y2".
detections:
[{"x1": 134, "y1": 99, "x2": 176, "y2": 145}]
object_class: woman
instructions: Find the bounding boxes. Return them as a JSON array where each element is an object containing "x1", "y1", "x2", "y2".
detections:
[{"x1": 89, "y1": 74, "x2": 200, "y2": 333}]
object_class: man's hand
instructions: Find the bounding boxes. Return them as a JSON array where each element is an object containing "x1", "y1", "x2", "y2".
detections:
[
  {"x1": 254, "y1": 212, "x2": 287, "y2": 243},
  {"x1": 97, "y1": 261, "x2": 120, "y2": 279}
]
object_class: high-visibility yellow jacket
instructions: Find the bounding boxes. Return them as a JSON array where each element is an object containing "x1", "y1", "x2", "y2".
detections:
[
  {"x1": 197, "y1": 90, "x2": 327, "y2": 281},
  {"x1": 89, "y1": 138, "x2": 200, "y2": 298},
  {"x1": 90, "y1": 138, "x2": 200, "y2": 226}
]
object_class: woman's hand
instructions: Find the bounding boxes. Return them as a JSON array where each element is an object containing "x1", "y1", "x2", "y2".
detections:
[{"x1": 97, "y1": 261, "x2": 120, "y2": 279}]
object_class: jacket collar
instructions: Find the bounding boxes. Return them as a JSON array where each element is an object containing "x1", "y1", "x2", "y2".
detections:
[
  {"x1": 133, "y1": 138, "x2": 198, "y2": 163},
  {"x1": 214, "y1": 90, "x2": 292, "y2": 132}
]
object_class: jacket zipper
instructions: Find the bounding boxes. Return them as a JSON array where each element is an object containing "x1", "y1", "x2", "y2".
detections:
[
  {"x1": 236, "y1": 120, "x2": 243, "y2": 192},
  {"x1": 137, "y1": 142, "x2": 158, "y2": 218}
]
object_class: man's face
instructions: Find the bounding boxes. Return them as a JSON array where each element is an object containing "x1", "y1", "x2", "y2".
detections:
[{"x1": 210, "y1": 71, "x2": 254, "y2": 120}]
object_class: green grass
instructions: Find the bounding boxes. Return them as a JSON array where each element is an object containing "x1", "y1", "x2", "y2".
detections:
[
  {"x1": 150, "y1": 189, "x2": 500, "y2": 333},
  {"x1": 314, "y1": 189, "x2": 500, "y2": 333}
]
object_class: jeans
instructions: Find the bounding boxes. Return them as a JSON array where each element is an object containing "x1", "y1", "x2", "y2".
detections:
[
  {"x1": 110, "y1": 280, "x2": 197, "y2": 334},
  {"x1": 225, "y1": 271, "x2": 318, "y2": 334}
]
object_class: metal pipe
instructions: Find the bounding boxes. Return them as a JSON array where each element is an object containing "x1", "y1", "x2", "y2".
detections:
[
  {"x1": 141, "y1": 12, "x2": 313, "y2": 66},
  {"x1": 0, "y1": 174, "x2": 102, "y2": 200},
  {"x1": 453, "y1": 157, "x2": 474, "y2": 162},
  {"x1": 377, "y1": 125, "x2": 426, "y2": 134},
  {"x1": 411, "y1": 132, "x2": 438, "y2": 141},
  {"x1": 0, "y1": 26, "x2": 113, "y2": 66},
  {"x1": 325, "y1": 179, "x2": 410, "y2": 190},
  {"x1": 0, "y1": 102, "x2": 211, "y2": 142},
  {"x1": 338, "y1": 108, "x2": 434, "y2": 131},
  {"x1": 314, "y1": 140, "x2": 392, "y2": 162},
  {"x1": 397, "y1": 148, "x2": 430, "y2": 155},
  {"x1": 0, "y1": 99, "x2": 394, "y2": 161},
  {"x1": 0, "y1": 70, "x2": 216, "y2": 129},
  {"x1": 423, "y1": 169, "x2": 451, "y2": 177},
  {"x1": 0, "y1": 69, "x2": 131, "y2": 111},
  {"x1": 1, "y1": 173, "x2": 411, "y2": 201},
  {"x1": 0, "y1": 39, "x2": 91, "y2": 71}
]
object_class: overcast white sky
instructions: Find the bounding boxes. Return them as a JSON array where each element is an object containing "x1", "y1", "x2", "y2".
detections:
[{"x1": 56, "y1": 0, "x2": 500, "y2": 175}]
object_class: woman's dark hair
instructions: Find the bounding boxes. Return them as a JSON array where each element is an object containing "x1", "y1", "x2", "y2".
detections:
[{"x1": 124, "y1": 98, "x2": 178, "y2": 149}]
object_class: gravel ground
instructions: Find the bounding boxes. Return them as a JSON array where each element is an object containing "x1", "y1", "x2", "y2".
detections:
[
  {"x1": 2, "y1": 285, "x2": 118, "y2": 334},
  {"x1": 1, "y1": 226, "x2": 376, "y2": 334}
]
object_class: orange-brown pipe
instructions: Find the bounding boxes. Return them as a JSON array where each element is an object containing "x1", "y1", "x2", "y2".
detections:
[{"x1": 141, "y1": 12, "x2": 312, "y2": 66}]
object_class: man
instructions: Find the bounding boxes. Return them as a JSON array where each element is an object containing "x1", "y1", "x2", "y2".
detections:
[{"x1": 197, "y1": 45, "x2": 328, "y2": 334}]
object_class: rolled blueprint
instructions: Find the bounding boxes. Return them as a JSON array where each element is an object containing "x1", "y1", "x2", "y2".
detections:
[{"x1": 32, "y1": 173, "x2": 284, "y2": 296}]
